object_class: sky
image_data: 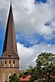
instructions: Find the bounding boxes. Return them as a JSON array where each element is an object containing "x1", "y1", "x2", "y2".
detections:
[{"x1": 0, "y1": 0, "x2": 55, "y2": 69}]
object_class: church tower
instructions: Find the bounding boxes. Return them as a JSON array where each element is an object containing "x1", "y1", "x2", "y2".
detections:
[{"x1": 0, "y1": 1, "x2": 19, "y2": 82}]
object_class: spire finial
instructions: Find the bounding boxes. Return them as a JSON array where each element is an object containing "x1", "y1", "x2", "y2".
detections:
[{"x1": 10, "y1": 0, "x2": 12, "y2": 6}]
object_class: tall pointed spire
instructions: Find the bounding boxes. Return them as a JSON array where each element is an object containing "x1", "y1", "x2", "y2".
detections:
[
  {"x1": 2, "y1": 1, "x2": 19, "y2": 58},
  {"x1": 0, "y1": 2, "x2": 19, "y2": 82}
]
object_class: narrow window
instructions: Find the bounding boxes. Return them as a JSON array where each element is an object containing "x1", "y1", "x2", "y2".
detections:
[
  {"x1": 4, "y1": 60, "x2": 7, "y2": 67},
  {"x1": 5, "y1": 60, "x2": 7, "y2": 64},
  {"x1": 8, "y1": 73, "x2": 11, "y2": 82},
  {"x1": 13, "y1": 60, "x2": 15, "y2": 64},
  {"x1": 9, "y1": 60, "x2": 11, "y2": 64},
  {"x1": 13, "y1": 60, "x2": 15, "y2": 67},
  {"x1": 9, "y1": 60, "x2": 11, "y2": 67}
]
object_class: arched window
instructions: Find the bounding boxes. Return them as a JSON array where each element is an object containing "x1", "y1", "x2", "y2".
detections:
[
  {"x1": 5, "y1": 60, "x2": 7, "y2": 64},
  {"x1": 2, "y1": 72, "x2": 6, "y2": 82},
  {"x1": 9, "y1": 60, "x2": 11, "y2": 67},
  {"x1": 8, "y1": 72, "x2": 11, "y2": 82},
  {"x1": 0, "y1": 61, "x2": 1, "y2": 67},
  {"x1": 13, "y1": 60, "x2": 15, "y2": 67},
  {"x1": 4, "y1": 60, "x2": 7, "y2": 67},
  {"x1": 13, "y1": 60, "x2": 15, "y2": 64},
  {"x1": 9, "y1": 60, "x2": 11, "y2": 64}
]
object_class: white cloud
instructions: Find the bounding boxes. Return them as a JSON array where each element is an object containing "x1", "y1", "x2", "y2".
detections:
[
  {"x1": 17, "y1": 42, "x2": 36, "y2": 69},
  {"x1": 0, "y1": 0, "x2": 55, "y2": 39},
  {"x1": 17, "y1": 42, "x2": 55, "y2": 70},
  {"x1": 13, "y1": 0, "x2": 52, "y2": 35},
  {"x1": 12, "y1": 0, "x2": 55, "y2": 39},
  {"x1": 0, "y1": 0, "x2": 55, "y2": 69},
  {"x1": 0, "y1": 0, "x2": 9, "y2": 25}
]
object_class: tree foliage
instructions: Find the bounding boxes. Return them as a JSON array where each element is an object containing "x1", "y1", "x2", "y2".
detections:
[
  {"x1": 9, "y1": 73, "x2": 20, "y2": 82},
  {"x1": 36, "y1": 52, "x2": 55, "y2": 66},
  {"x1": 19, "y1": 52, "x2": 55, "y2": 82}
]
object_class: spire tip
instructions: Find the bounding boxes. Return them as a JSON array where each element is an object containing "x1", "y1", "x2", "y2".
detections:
[{"x1": 10, "y1": 0, "x2": 12, "y2": 6}]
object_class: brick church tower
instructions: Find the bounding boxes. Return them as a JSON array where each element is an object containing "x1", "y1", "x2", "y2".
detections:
[{"x1": 0, "y1": 1, "x2": 20, "y2": 82}]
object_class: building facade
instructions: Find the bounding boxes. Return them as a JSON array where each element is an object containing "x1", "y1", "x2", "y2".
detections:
[{"x1": 0, "y1": 2, "x2": 20, "y2": 82}]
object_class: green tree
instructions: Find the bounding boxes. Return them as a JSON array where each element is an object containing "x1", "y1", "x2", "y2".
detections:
[
  {"x1": 9, "y1": 73, "x2": 20, "y2": 82},
  {"x1": 19, "y1": 52, "x2": 55, "y2": 82},
  {"x1": 30, "y1": 52, "x2": 55, "y2": 82},
  {"x1": 19, "y1": 65, "x2": 33, "y2": 78},
  {"x1": 36, "y1": 52, "x2": 55, "y2": 66}
]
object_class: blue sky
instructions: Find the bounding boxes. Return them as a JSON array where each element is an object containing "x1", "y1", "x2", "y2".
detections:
[
  {"x1": 0, "y1": 0, "x2": 55, "y2": 69},
  {"x1": 35, "y1": 0, "x2": 46, "y2": 3}
]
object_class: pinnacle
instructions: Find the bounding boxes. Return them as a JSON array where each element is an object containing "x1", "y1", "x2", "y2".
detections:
[{"x1": 10, "y1": 0, "x2": 12, "y2": 6}]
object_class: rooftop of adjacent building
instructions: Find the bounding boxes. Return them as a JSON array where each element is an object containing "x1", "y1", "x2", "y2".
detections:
[{"x1": 19, "y1": 75, "x2": 31, "y2": 82}]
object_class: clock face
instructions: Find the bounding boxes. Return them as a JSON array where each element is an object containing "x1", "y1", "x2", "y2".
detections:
[{"x1": 8, "y1": 54, "x2": 11, "y2": 57}]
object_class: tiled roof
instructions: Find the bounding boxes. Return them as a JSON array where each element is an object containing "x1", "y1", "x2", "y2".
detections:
[
  {"x1": 52, "y1": 76, "x2": 55, "y2": 79},
  {"x1": 19, "y1": 75, "x2": 31, "y2": 81}
]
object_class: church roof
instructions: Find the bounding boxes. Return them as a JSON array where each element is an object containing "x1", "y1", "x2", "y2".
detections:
[{"x1": 1, "y1": 2, "x2": 19, "y2": 58}]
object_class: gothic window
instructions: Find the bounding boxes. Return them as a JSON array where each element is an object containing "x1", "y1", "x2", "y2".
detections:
[
  {"x1": 9, "y1": 60, "x2": 11, "y2": 67},
  {"x1": 4, "y1": 60, "x2": 7, "y2": 67},
  {"x1": 13, "y1": 60, "x2": 15, "y2": 67},
  {"x1": 9, "y1": 60, "x2": 11, "y2": 64},
  {"x1": 2, "y1": 72, "x2": 6, "y2": 82},
  {"x1": 13, "y1": 60, "x2": 15, "y2": 64},
  {"x1": 5, "y1": 60, "x2": 7, "y2": 64},
  {"x1": 0, "y1": 61, "x2": 1, "y2": 67},
  {"x1": 8, "y1": 72, "x2": 11, "y2": 82}
]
